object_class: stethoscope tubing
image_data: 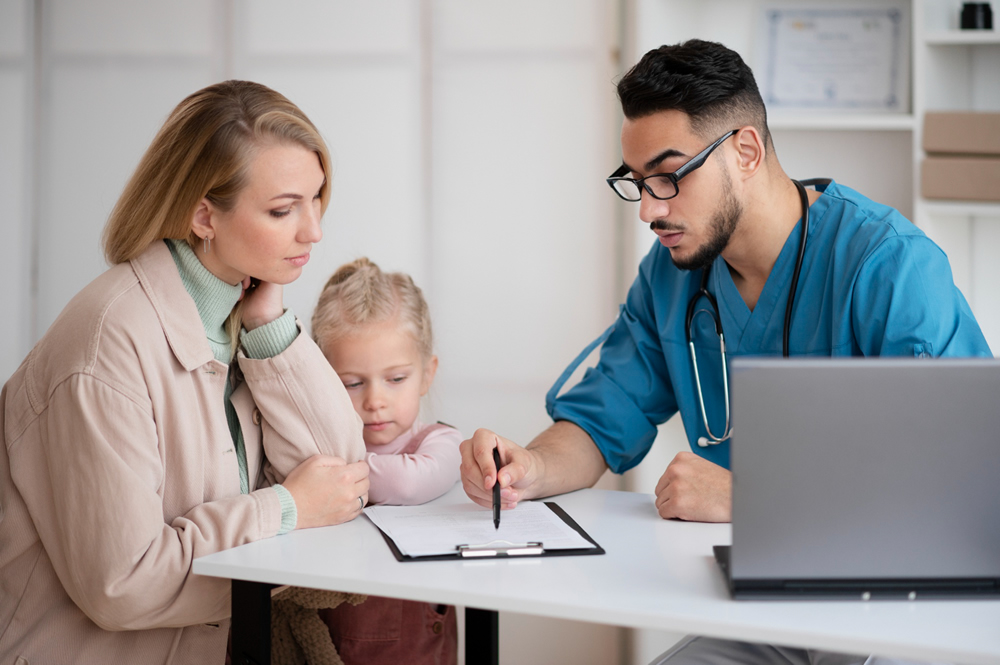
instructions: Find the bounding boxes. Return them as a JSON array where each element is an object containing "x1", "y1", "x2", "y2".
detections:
[{"x1": 687, "y1": 178, "x2": 816, "y2": 446}]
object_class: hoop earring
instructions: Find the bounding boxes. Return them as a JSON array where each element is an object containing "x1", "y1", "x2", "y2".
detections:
[{"x1": 203, "y1": 236, "x2": 211, "y2": 254}]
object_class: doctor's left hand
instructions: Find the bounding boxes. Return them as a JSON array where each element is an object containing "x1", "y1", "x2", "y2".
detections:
[{"x1": 654, "y1": 451, "x2": 732, "y2": 523}]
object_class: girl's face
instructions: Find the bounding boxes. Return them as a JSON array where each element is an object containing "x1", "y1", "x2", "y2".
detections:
[
  {"x1": 194, "y1": 142, "x2": 325, "y2": 286},
  {"x1": 323, "y1": 318, "x2": 438, "y2": 447}
]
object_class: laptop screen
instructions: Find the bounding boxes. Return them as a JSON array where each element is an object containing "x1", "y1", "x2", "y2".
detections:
[{"x1": 729, "y1": 357, "x2": 1000, "y2": 587}]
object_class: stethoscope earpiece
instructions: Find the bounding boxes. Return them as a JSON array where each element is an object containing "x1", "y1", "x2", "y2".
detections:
[{"x1": 697, "y1": 436, "x2": 709, "y2": 448}]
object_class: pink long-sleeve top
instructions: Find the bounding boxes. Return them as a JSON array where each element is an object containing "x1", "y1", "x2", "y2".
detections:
[{"x1": 365, "y1": 420, "x2": 462, "y2": 506}]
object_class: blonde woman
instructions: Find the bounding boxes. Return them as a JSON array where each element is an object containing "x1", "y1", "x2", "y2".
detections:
[{"x1": 0, "y1": 80, "x2": 368, "y2": 664}]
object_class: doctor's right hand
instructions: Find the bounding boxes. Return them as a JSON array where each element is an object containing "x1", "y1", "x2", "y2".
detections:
[{"x1": 460, "y1": 428, "x2": 541, "y2": 510}]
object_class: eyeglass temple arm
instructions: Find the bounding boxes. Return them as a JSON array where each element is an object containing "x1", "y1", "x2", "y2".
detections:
[
  {"x1": 673, "y1": 129, "x2": 739, "y2": 181},
  {"x1": 609, "y1": 164, "x2": 629, "y2": 178}
]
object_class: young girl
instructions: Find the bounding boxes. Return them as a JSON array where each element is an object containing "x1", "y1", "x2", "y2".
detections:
[{"x1": 311, "y1": 257, "x2": 460, "y2": 665}]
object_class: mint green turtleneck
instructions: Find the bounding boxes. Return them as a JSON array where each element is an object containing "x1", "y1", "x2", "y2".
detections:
[{"x1": 166, "y1": 239, "x2": 298, "y2": 534}]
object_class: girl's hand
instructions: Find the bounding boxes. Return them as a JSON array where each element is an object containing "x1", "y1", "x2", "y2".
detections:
[{"x1": 240, "y1": 277, "x2": 285, "y2": 331}]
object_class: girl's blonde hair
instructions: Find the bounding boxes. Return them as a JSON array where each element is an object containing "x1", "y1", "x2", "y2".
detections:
[
  {"x1": 312, "y1": 257, "x2": 433, "y2": 360},
  {"x1": 101, "y1": 80, "x2": 332, "y2": 354}
]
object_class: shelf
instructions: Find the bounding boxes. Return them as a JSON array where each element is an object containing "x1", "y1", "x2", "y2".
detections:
[
  {"x1": 769, "y1": 113, "x2": 915, "y2": 131},
  {"x1": 921, "y1": 200, "x2": 1000, "y2": 217},
  {"x1": 924, "y1": 30, "x2": 1000, "y2": 45}
]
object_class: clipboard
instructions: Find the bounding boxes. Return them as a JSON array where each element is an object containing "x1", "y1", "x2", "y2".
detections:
[{"x1": 372, "y1": 502, "x2": 605, "y2": 562}]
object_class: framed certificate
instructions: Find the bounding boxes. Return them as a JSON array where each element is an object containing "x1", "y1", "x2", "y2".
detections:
[{"x1": 756, "y1": 3, "x2": 910, "y2": 113}]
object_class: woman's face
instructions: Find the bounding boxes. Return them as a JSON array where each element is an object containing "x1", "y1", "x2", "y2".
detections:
[{"x1": 197, "y1": 142, "x2": 325, "y2": 286}]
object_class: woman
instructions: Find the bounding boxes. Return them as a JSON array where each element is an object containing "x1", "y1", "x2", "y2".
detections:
[{"x1": 0, "y1": 80, "x2": 369, "y2": 663}]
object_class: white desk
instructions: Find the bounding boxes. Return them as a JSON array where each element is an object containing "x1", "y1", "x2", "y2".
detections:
[{"x1": 194, "y1": 487, "x2": 1000, "y2": 665}]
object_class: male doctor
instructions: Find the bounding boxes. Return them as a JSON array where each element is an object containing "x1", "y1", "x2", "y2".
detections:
[{"x1": 460, "y1": 40, "x2": 991, "y2": 663}]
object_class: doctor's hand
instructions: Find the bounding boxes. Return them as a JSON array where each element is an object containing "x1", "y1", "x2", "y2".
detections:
[
  {"x1": 654, "y1": 451, "x2": 732, "y2": 523},
  {"x1": 460, "y1": 429, "x2": 542, "y2": 510}
]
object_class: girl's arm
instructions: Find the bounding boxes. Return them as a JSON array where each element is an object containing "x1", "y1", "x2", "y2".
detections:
[{"x1": 366, "y1": 426, "x2": 462, "y2": 505}]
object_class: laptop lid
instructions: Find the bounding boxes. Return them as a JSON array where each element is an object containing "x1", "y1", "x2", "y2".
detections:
[{"x1": 725, "y1": 357, "x2": 1000, "y2": 598}]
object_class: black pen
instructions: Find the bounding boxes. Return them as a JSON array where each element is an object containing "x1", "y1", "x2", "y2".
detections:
[{"x1": 492, "y1": 446, "x2": 502, "y2": 529}]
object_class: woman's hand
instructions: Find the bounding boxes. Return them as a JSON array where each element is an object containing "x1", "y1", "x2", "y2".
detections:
[
  {"x1": 281, "y1": 455, "x2": 370, "y2": 529},
  {"x1": 241, "y1": 277, "x2": 286, "y2": 331}
]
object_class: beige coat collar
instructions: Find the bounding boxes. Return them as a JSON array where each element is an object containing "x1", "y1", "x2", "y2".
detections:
[{"x1": 130, "y1": 240, "x2": 217, "y2": 372}]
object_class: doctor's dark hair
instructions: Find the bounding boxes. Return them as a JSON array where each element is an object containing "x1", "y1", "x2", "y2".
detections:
[
  {"x1": 617, "y1": 39, "x2": 772, "y2": 150},
  {"x1": 312, "y1": 257, "x2": 434, "y2": 362}
]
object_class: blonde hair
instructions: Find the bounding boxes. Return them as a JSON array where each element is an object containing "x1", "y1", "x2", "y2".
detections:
[
  {"x1": 312, "y1": 257, "x2": 433, "y2": 360},
  {"x1": 101, "y1": 80, "x2": 332, "y2": 354}
]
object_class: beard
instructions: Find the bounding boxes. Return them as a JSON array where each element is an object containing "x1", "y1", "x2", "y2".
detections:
[{"x1": 656, "y1": 172, "x2": 743, "y2": 272}]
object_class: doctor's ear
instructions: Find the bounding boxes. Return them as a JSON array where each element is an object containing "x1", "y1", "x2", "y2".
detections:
[{"x1": 731, "y1": 126, "x2": 766, "y2": 177}]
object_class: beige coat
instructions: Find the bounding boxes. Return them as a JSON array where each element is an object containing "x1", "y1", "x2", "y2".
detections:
[{"x1": 0, "y1": 241, "x2": 365, "y2": 664}]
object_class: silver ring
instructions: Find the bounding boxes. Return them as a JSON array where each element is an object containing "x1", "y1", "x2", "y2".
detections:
[{"x1": 358, "y1": 496, "x2": 364, "y2": 511}]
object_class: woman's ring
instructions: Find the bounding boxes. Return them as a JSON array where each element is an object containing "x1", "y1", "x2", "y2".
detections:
[{"x1": 358, "y1": 496, "x2": 364, "y2": 511}]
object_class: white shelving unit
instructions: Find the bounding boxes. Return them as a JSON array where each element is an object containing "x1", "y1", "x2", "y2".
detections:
[
  {"x1": 769, "y1": 113, "x2": 917, "y2": 131},
  {"x1": 913, "y1": 0, "x2": 1000, "y2": 352}
]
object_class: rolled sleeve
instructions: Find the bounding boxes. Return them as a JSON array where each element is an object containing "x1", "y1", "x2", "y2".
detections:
[{"x1": 550, "y1": 251, "x2": 680, "y2": 474}]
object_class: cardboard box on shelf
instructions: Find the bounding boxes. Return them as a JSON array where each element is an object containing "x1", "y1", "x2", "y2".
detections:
[
  {"x1": 922, "y1": 156, "x2": 1000, "y2": 202},
  {"x1": 923, "y1": 112, "x2": 1000, "y2": 156}
]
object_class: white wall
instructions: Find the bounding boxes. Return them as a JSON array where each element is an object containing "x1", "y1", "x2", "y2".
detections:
[
  {"x1": 1, "y1": 0, "x2": 629, "y2": 663},
  {"x1": 0, "y1": 0, "x2": 32, "y2": 382}
]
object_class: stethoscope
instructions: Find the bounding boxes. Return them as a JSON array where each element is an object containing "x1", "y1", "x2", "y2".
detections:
[{"x1": 688, "y1": 178, "x2": 824, "y2": 447}]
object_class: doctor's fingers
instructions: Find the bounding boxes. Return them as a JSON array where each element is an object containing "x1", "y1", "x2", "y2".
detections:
[
  {"x1": 655, "y1": 450, "x2": 699, "y2": 496},
  {"x1": 462, "y1": 429, "x2": 513, "y2": 487},
  {"x1": 654, "y1": 467, "x2": 674, "y2": 497}
]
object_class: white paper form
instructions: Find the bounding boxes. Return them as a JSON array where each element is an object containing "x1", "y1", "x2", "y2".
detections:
[{"x1": 364, "y1": 501, "x2": 594, "y2": 557}]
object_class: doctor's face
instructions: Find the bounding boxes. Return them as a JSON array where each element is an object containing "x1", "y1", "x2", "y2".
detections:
[{"x1": 620, "y1": 110, "x2": 743, "y2": 271}]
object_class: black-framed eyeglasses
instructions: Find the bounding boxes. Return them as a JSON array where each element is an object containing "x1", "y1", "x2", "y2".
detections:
[{"x1": 606, "y1": 129, "x2": 738, "y2": 202}]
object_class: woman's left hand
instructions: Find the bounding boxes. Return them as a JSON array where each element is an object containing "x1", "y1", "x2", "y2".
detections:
[{"x1": 240, "y1": 277, "x2": 285, "y2": 331}]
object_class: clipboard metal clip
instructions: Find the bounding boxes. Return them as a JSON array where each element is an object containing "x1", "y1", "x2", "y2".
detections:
[{"x1": 456, "y1": 540, "x2": 544, "y2": 558}]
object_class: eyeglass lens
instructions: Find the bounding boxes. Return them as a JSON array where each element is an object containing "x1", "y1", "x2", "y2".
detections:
[{"x1": 611, "y1": 175, "x2": 677, "y2": 201}]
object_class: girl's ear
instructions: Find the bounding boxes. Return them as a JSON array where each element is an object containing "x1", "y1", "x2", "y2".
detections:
[{"x1": 420, "y1": 355, "x2": 439, "y2": 396}]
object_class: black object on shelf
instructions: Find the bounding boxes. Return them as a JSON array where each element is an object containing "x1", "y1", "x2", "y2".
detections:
[{"x1": 960, "y1": 2, "x2": 994, "y2": 29}]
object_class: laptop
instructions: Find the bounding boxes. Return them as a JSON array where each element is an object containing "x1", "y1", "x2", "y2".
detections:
[{"x1": 715, "y1": 357, "x2": 1000, "y2": 599}]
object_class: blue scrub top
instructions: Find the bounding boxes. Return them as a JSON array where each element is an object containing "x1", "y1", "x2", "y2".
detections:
[{"x1": 548, "y1": 180, "x2": 992, "y2": 473}]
